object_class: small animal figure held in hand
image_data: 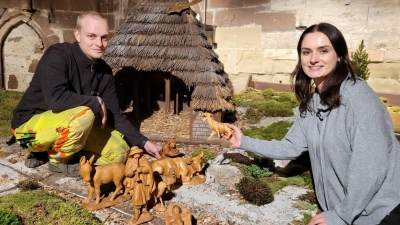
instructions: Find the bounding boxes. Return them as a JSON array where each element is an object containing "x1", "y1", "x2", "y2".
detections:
[
  {"x1": 79, "y1": 155, "x2": 126, "y2": 204},
  {"x1": 202, "y1": 112, "x2": 233, "y2": 140},
  {"x1": 160, "y1": 139, "x2": 180, "y2": 158}
]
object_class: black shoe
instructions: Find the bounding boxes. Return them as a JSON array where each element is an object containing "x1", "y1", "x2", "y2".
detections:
[
  {"x1": 24, "y1": 152, "x2": 49, "y2": 168},
  {"x1": 48, "y1": 161, "x2": 80, "y2": 177}
]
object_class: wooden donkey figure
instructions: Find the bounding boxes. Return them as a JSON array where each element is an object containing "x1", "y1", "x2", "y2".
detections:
[
  {"x1": 79, "y1": 155, "x2": 126, "y2": 204},
  {"x1": 202, "y1": 112, "x2": 233, "y2": 140}
]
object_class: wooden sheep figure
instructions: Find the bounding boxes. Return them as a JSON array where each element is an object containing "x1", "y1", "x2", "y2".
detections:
[
  {"x1": 79, "y1": 155, "x2": 126, "y2": 204},
  {"x1": 202, "y1": 112, "x2": 233, "y2": 140}
]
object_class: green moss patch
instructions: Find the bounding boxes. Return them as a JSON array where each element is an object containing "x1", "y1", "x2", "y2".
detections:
[{"x1": 0, "y1": 189, "x2": 102, "y2": 225}]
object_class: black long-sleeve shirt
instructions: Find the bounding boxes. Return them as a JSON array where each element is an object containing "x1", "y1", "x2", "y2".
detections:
[{"x1": 11, "y1": 42, "x2": 146, "y2": 147}]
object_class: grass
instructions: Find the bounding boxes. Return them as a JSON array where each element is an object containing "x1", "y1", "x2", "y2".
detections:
[
  {"x1": 0, "y1": 88, "x2": 23, "y2": 137},
  {"x1": 0, "y1": 189, "x2": 102, "y2": 225}
]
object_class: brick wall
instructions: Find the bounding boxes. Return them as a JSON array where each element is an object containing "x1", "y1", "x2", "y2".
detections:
[{"x1": 192, "y1": 111, "x2": 212, "y2": 140}]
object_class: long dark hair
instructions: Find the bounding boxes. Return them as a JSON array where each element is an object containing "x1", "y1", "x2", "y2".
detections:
[{"x1": 290, "y1": 23, "x2": 356, "y2": 115}]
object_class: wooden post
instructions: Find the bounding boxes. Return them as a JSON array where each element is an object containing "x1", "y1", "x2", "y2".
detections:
[
  {"x1": 145, "y1": 78, "x2": 151, "y2": 114},
  {"x1": 175, "y1": 92, "x2": 179, "y2": 114},
  {"x1": 132, "y1": 79, "x2": 138, "y2": 121},
  {"x1": 165, "y1": 78, "x2": 170, "y2": 114}
]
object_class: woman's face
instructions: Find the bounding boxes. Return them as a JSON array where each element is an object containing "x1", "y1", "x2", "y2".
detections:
[{"x1": 300, "y1": 32, "x2": 339, "y2": 89}]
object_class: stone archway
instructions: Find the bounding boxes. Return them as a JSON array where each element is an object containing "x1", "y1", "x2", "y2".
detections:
[{"x1": 0, "y1": 9, "x2": 56, "y2": 90}]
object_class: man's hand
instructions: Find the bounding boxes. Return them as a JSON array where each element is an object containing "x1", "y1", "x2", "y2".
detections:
[
  {"x1": 308, "y1": 213, "x2": 327, "y2": 225},
  {"x1": 97, "y1": 96, "x2": 107, "y2": 129},
  {"x1": 225, "y1": 123, "x2": 243, "y2": 148},
  {"x1": 144, "y1": 141, "x2": 162, "y2": 159}
]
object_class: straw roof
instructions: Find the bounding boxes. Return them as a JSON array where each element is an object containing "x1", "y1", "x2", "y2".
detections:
[{"x1": 103, "y1": 0, "x2": 234, "y2": 112}]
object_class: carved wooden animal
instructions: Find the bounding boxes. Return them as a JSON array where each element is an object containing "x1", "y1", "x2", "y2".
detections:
[
  {"x1": 151, "y1": 152, "x2": 204, "y2": 184},
  {"x1": 152, "y1": 167, "x2": 177, "y2": 210},
  {"x1": 79, "y1": 155, "x2": 126, "y2": 204},
  {"x1": 202, "y1": 112, "x2": 233, "y2": 140},
  {"x1": 160, "y1": 139, "x2": 180, "y2": 158}
]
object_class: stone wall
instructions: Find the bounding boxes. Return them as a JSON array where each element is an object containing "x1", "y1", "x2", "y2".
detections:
[
  {"x1": 191, "y1": 0, "x2": 400, "y2": 94},
  {"x1": 0, "y1": 0, "x2": 139, "y2": 90},
  {"x1": 1, "y1": 0, "x2": 400, "y2": 94}
]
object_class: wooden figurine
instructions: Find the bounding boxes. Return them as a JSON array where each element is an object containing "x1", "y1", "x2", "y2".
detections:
[
  {"x1": 151, "y1": 151, "x2": 205, "y2": 185},
  {"x1": 202, "y1": 112, "x2": 233, "y2": 140},
  {"x1": 79, "y1": 155, "x2": 130, "y2": 210},
  {"x1": 152, "y1": 167, "x2": 177, "y2": 211},
  {"x1": 125, "y1": 146, "x2": 155, "y2": 225},
  {"x1": 164, "y1": 204, "x2": 192, "y2": 225},
  {"x1": 160, "y1": 138, "x2": 180, "y2": 158}
]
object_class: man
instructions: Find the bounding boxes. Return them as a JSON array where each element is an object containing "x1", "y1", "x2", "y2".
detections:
[{"x1": 10, "y1": 11, "x2": 161, "y2": 177}]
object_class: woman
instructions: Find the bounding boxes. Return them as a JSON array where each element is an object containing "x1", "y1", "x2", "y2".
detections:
[{"x1": 226, "y1": 23, "x2": 400, "y2": 225}]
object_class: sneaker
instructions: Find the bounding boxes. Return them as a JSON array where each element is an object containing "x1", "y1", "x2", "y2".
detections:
[
  {"x1": 24, "y1": 152, "x2": 49, "y2": 168},
  {"x1": 48, "y1": 161, "x2": 80, "y2": 177}
]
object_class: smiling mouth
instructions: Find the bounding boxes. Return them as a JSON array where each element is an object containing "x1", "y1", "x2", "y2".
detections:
[{"x1": 309, "y1": 66, "x2": 322, "y2": 70}]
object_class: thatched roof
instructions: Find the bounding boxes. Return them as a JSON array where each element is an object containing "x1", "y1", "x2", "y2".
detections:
[{"x1": 103, "y1": 0, "x2": 234, "y2": 112}]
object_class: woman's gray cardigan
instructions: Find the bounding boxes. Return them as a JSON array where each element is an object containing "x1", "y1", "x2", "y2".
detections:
[{"x1": 240, "y1": 78, "x2": 400, "y2": 225}]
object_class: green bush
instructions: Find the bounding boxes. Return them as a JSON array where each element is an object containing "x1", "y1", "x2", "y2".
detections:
[
  {"x1": 247, "y1": 164, "x2": 273, "y2": 178},
  {"x1": 351, "y1": 40, "x2": 370, "y2": 81},
  {"x1": 0, "y1": 210, "x2": 21, "y2": 225},
  {"x1": 192, "y1": 149, "x2": 215, "y2": 164},
  {"x1": 236, "y1": 176, "x2": 274, "y2": 205}
]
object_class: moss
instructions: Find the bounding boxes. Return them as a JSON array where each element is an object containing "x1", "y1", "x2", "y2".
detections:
[
  {"x1": 17, "y1": 180, "x2": 40, "y2": 192},
  {"x1": 380, "y1": 97, "x2": 389, "y2": 108},
  {"x1": 297, "y1": 191, "x2": 317, "y2": 205},
  {"x1": 292, "y1": 201, "x2": 317, "y2": 211},
  {"x1": 267, "y1": 178, "x2": 291, "y2": 194},
  {"x1": 262, "y1": 88, "x2": 299, "y2": 108},
  {"x1": 236, "y1": 176, "x2": 274, "y2": 205},
  {"x1": 262, "y1": 100, "x2": 294, "y2": 117},
  {"x1": 243, "y1": 120, "x2": 294, "y2": 141},
  {"x1": 0, "y1": 88, "x2": 24, "y2": 137},
  {"x1": 0, "y1": 190, "x2": 102, "y2": 225},
  {"x1": 291, "y1": 212, "x2": 313, "y2": 225},
  {"x1": 388, "y1": 106, "x2": 400, "y2": 113},
  {"x1": 232, "y1": 88, "x2": 265, "y2": 107},
  {"x1": 244, "y1": 108, "x2": 263, "y2": 124},
  {"x1": 192, "y1": 149, "x2": 215, "y2": 164}
]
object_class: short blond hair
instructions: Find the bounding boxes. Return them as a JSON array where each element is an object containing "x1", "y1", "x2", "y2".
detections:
[{"x1": 76, "y1": 11, "x2": 108, "y2": 30}]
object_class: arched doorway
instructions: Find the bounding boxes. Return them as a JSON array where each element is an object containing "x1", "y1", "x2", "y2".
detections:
[{"x1": 2, "y1": 23, "x2": 43, "y2": 91}]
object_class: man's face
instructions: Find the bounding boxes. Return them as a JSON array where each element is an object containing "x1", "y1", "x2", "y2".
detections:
[{"x1": 74, "y1": 17, "x2": 109, "y2": 61}]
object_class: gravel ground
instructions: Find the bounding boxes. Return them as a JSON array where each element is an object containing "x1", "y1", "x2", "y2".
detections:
[{"x1": 0, "y1": 113, "x2": 317, "y2": 225}]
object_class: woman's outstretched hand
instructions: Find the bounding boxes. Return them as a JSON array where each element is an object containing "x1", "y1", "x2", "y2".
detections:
[{"x1": 224, "y1": 123, "x2": 243, "y2": 148}]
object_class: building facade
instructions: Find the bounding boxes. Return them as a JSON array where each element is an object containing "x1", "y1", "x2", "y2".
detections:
[{"x1": 1, "y1": 0, "x2": 400, "y2": 94}]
